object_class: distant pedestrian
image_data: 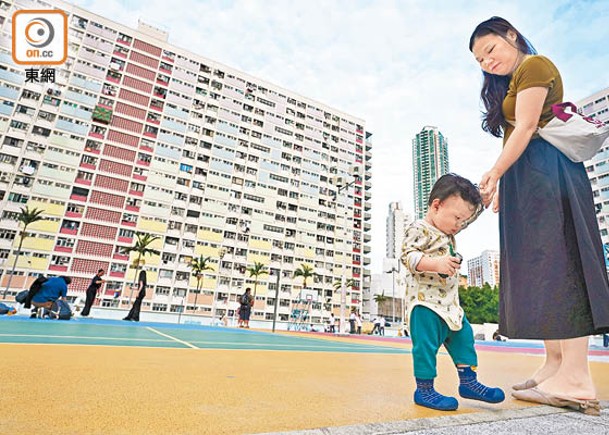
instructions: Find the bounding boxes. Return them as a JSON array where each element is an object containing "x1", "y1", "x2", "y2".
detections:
[
  {"x1": 81, "y1": 269, "x2": 105, "y2": 317},
  {"x1": 238, "y1": 287, "x2": 253, "y2": 328},
  {"x1": 349, "y1": 310, "x2": 356, "y2": 334},
  {"x1": 123, "y1": 270, "x2": 147, "y2": 322},
  {"x1": 328, "y1": 313, "x2": 336, "y2": 333},
  {"x1": 371, "y1": 316, "x2": 382, "y2": 335},
  {"x1": 379, "y1": 315, "x2": 386, "y2": 336}
]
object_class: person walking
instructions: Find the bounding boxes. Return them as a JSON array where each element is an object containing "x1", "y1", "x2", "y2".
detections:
[
  {"x1": 81, "y1": 269, "x2": 105, "y2": 317},
  {"x1": 470, "y1": 17, "x2": 609, "y2": 415},
  {"x1": 123, "y1": 270, "x2": 147, "y2": 322}
]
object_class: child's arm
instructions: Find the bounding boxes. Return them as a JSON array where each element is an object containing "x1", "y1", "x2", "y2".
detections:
[
  {"x1": 417, "y1": 255, "x2": 461, "y2": 276},
  {"x1": 401, "y1": 226, "x2": 462, "y2": 277}
]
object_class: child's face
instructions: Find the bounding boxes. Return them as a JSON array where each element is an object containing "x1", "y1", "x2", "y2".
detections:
[{"x1": 427, "y1": 195, "x2": 476, "y2": 235}]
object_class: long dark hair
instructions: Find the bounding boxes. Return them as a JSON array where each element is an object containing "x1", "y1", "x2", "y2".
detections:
[
  {"x1": 138, "y1": 270, "x2": 147, "y2": 287},
  {"x1": 469, "y1": 17, "x2": 537, "y2": 137}
]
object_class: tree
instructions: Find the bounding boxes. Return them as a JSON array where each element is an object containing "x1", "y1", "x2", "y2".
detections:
[
  {"x1": 373, "y1": 292, "x2": 389, "y2": 314},
  {"x1": 333, "y1": 278, "x2": 356, "y2": 291},
  {"x1": 293, "y1": 263, "x2": 315, "y2": 289},
  {"x1": 3, "y1": 206, "x2": 46, "y2": 298},
  {"x1": 246, "y1": 262, "x2": 268, "y2": 299},
  {"x1": 189, "y1": 255, "x2": 214, "y2": 310},
  {"x1": 458, "y1": 283, "x2": 499, "y2": 324},
  {"x1": 124, "y1": 232, "x2": 160, "y2": 302},
  {"x1": 330, "y1": 278, "x2": 356, "y2": 311}
]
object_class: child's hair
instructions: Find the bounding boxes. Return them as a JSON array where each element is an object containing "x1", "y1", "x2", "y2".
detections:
[{"x1": 428, "y1": 173, "x2": 482, "y2": 208}]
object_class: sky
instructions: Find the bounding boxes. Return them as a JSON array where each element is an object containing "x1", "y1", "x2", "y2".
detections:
[{"x1": 72, "y1": 0, "x2": 609, "y2": 274}]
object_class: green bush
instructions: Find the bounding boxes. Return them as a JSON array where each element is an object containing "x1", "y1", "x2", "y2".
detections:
[{"x1": 458, "y1": 283, "x2": 499, "y2": 324}]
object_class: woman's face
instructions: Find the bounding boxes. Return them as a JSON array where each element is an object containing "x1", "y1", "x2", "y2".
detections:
[{"x1": 471, "y1": 31, "x2": 521, "y2": 76}]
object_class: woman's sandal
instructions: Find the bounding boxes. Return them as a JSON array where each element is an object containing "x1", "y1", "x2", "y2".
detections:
[
  {"x1": 512, "y1": 379, "x2": 537, "y2": 391},
  {"x1": 512, "y1": 387, "x2": 601, "y2": 416}
]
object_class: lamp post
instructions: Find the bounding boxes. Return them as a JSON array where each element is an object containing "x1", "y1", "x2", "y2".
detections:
[
  {"x1": 212, "y1": 247, "x2": 227, "y2": 321},
  {"x1": 330, "y1": 166, "x2": 359, "y2": 334},
  {"x1": 271, "y1": 269, "x2": 281, "y2": 333}
]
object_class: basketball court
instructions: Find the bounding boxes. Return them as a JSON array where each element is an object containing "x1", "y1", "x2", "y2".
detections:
[{"x1": 1, "y1": 316, "x2": 608, "y2": 434}]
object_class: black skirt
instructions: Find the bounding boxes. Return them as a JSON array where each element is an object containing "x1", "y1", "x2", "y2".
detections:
[{"x1": 498, "y1": 138, "x2": 609, "y2": 339}]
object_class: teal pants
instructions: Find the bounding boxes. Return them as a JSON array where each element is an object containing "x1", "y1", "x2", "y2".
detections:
[{"x1": 410, "y1": 305, "x2": 478, "y2": 379}]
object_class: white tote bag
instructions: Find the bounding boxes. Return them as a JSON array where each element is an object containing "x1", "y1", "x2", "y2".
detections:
[{"x1": 537, "y1": 102, "x2": 609, "y2": 162}]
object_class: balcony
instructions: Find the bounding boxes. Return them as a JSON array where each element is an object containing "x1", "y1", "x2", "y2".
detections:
[
  {"x1": 53, "y1": 246, "x2": 73, "y2": 253},
  {"x1": 49, "y1": 264, "x2": 69, "y2": 272},
  {"x1": 69, "y1": 193, "x2": 88, "y2": 202},
  {"x1": 109, "y1": 271, "x2": 126, "y2": 278}
]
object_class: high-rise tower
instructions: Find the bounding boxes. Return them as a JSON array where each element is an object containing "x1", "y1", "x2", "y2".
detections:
[{"x1": 412, "y1": 126, "x2": 449, "y2": 219}]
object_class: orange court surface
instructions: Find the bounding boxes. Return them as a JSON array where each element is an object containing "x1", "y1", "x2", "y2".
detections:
[{"x1": 1, "y1": 316, "x2": 608, "y2": 434}]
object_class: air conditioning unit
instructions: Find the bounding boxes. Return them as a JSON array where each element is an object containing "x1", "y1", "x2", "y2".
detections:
[
  {"x1": 19, "y1": 165, "x2": 35, "y2": 175},
  {"x1": 350, "y1": 166, "x2": 361, "y2": 176}
]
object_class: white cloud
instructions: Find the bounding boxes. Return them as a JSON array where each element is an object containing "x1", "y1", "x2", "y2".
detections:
[{"x1": 73, "y1": 0, "x2": 609, "y2": 272}]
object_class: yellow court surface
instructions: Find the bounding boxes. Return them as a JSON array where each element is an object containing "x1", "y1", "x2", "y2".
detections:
[{"x1": 1, "y1": 317, "x2": 608, "y2": 434}]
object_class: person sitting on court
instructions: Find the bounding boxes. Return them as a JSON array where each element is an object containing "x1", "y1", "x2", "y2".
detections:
[{"x1": 30, "y1": 276, "x2": 72, "y2": 315}]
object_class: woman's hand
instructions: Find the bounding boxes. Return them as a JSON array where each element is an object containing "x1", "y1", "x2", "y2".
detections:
[
  {"x1": 479, "y1": 169, "x2": 500, "y2": 208},
  {"x1": 492, "y1": 189, "x2": 500, "y2": 213}
]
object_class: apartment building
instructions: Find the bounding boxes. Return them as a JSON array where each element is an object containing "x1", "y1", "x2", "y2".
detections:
[
  {"x1": 467, "y1": 250, "x2": 500, "y2": 288},
  {"x1": 412, "y1": 126, "x2": 449, "y2": 219},
  {"x1": 0, "y1": 0, "x2": 372, "y2": 324},
  {"x1": 580, "y1": 87, "x2": 609, "y2": 265},
  {"x1": 385, "y1": 201, "x2": 412, "y2": 260}
]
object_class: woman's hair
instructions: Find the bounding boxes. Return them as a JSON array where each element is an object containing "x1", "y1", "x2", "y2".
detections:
[
  {"x1": 138, "y1": 270, "x2": 147, "y2": 286},
  {"x1": 469, "y1": 17, "x2": 537, "y2": 137}
]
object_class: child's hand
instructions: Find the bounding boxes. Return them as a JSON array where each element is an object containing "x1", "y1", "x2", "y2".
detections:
[{"x1": 434, "y1": 256, "x2": 462, "y2": 277}]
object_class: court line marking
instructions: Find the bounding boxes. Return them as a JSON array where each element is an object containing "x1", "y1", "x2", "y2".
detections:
[
  {"x1": 0, "y1": 333, "x2": 169, "y2": 342},
  {"x1": 146, "y1": 327, "x2": 198, "y2": 349},
  {"x1": 0, "y1": 333, "x2": 406, "y2": 352}
]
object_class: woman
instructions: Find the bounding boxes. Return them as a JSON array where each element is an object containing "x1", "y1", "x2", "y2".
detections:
[
  {"x1": 470, "y1": 17, "x2": 609, "y2": 414},
  {"x1": 123, "y1": 270, "x2": 147, "y2": 322},
  {"x1": 238, "y1": 287, "x2": 253, "y2": 328}
]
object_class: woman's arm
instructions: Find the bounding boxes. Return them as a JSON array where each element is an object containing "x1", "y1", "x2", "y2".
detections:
[{"x1": 479, "y1": 86, "x2": 549, "y2": 206}]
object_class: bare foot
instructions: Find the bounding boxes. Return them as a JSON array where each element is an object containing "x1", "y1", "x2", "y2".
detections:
[
  {"x1": 527, "y1": 362, "x2": 561, "y2": 386},
  {"x1": 537, "y1": 373, "x2": 597, "y2": 400}
]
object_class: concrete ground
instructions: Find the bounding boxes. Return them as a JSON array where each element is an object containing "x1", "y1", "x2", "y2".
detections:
[{"x1": 0, "y1": 316, "x2": 608, "y2": 434}]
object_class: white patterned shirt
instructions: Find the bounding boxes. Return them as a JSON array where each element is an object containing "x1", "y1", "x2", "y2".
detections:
[{"x1": 401, "y1": 220, "x2": 464, "y2": 332}]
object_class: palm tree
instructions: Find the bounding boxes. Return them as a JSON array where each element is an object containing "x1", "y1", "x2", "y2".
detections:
[
  {"x1": 293, "y1": 263, "x2": 315, "y2": 289},
  {"x1": 246, "y1": 261, "x2": 268, "y2": 299},
  {"x1": 373, "y1": 293, "x2": 389, "y2": 316},
  {"x1": 124, "y1": 232, "x2": 160, "y2": 302},
  {"x1": 333, "y1": 278, "x2": 356, "y2": 291},
  {"x1": 189, "y1": 255, "x2": 214, "y2": 310},
  {"x1": 3, "y1": 206, "x2": 46, "y2": 298}
]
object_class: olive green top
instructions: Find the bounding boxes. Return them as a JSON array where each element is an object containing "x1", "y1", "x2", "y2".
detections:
[{"x1": 502, "y1": 55, "x2": 563, "y2": 144}]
